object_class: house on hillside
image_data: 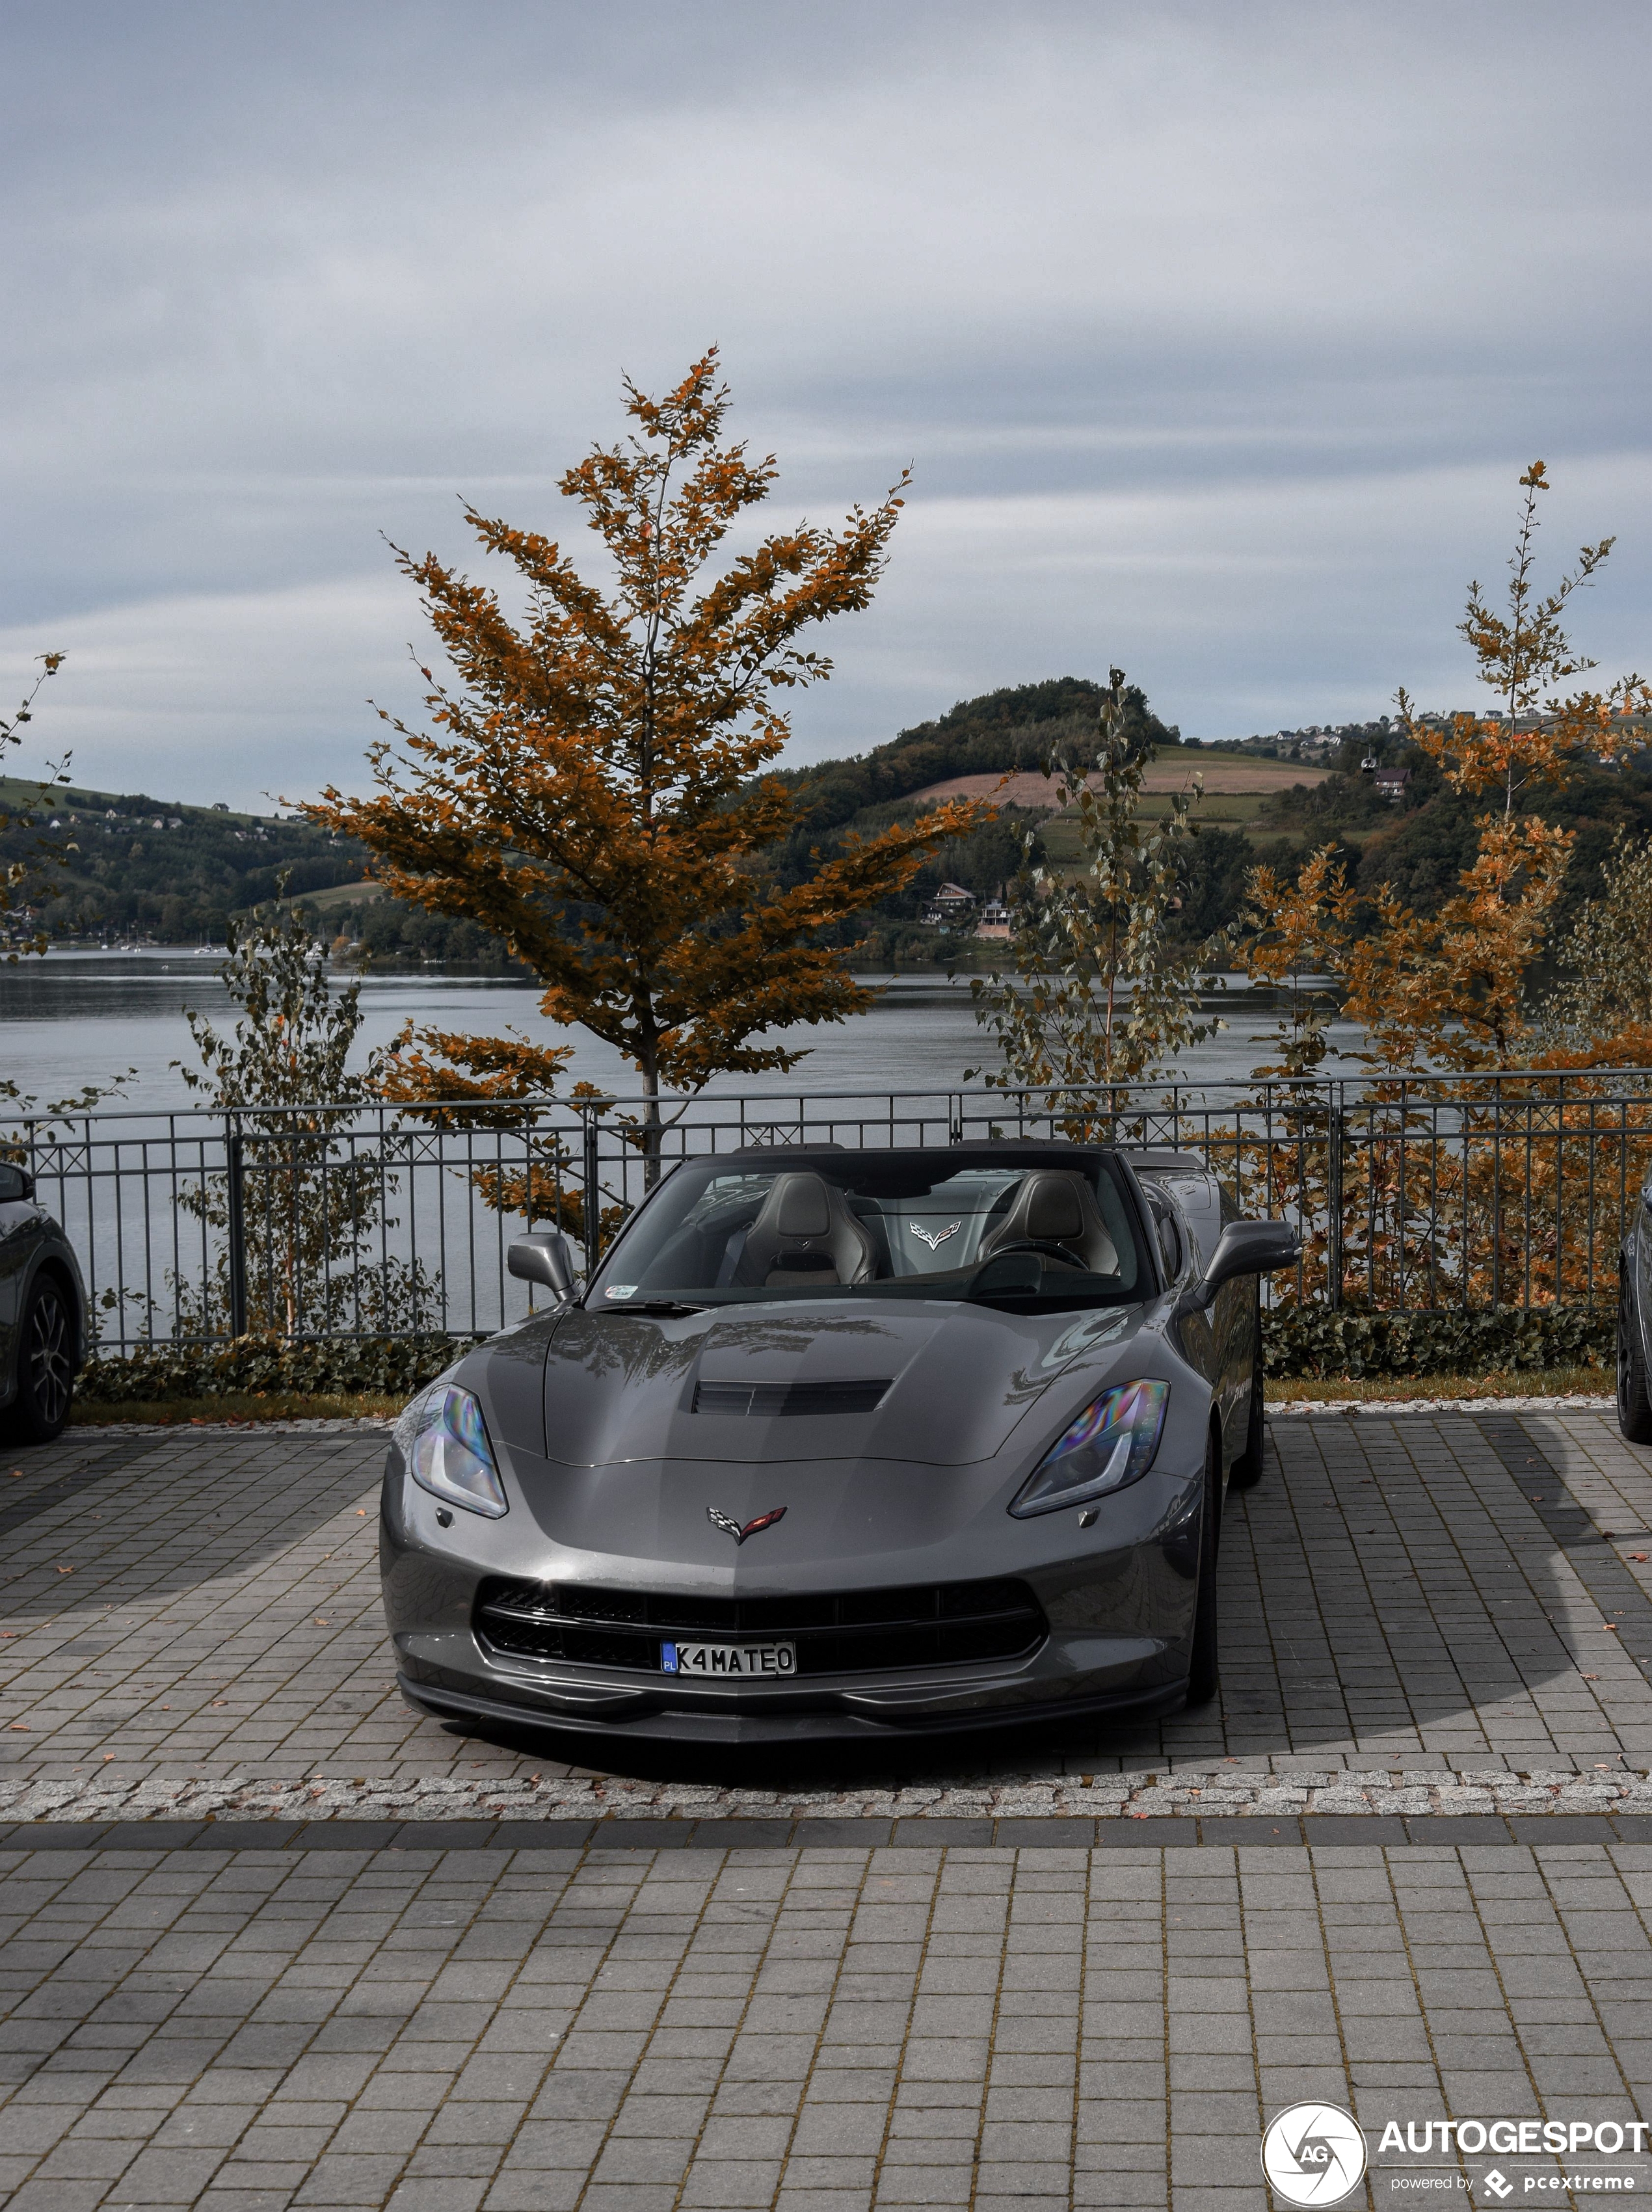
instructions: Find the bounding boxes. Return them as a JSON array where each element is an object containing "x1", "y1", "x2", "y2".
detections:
[
  {"x1": 1374, "y1": 767, "x2": 1411, "y2": 803},
  {"x1": 922, "y1": 881, "x2": 978, "y2": 927}
]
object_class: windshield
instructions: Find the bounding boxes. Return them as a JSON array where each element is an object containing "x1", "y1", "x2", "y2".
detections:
[{"x1": 586, "y1": 1151, "x2": 1151, "y2": 1313}]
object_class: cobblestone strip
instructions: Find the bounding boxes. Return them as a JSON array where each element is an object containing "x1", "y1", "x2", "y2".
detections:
[{"x1": 18, "y1": 1765, "x2": 1652, "y2": 1828}]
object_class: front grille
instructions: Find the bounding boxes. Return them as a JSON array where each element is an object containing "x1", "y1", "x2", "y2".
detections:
[
  {"x1": 691, "y1": 1378, "x2": 890, "y2": 1416},
  {"x1": 475, "y1": 1575, "x2": 1046, "y2": 1677}
]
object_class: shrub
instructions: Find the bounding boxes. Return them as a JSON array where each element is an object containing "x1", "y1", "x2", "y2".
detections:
[
  {"x1": 77, "y1": 1335, "x2": 475, "y2": 1405},
  {"x1": 1262, "y1": 1303, "x2": 1613, "y2": 1380}
]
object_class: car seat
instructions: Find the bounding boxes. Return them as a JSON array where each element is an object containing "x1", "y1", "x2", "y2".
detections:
[
  {"x1": 738, "y1": 1173, "x2": 879, "y2": 1287},
  {"x1": 976, "y1": 1171, "x2": 1120, "y2": 1275}
]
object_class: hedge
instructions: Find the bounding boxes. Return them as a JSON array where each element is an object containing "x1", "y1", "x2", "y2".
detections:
[
  {"x1": 78, "y1": 1305, "x2": 1618, "y2": 1402},
  {"x1": 1261, "y1": 1304, "x2": 1615, "y2": 1381},
  {"x1": 77, "y1": 1334, "x2": 479, "y2": 1404}
]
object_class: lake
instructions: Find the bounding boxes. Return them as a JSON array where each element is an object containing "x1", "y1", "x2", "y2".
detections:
[{"x1": 0, "y1": 952, "x2": 1363, "y2": 1114}]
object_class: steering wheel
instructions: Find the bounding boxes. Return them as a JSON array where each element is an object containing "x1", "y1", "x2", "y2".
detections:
[{"x1": 982, "y1": 1238, "x2": 1080, "y2": 1268}]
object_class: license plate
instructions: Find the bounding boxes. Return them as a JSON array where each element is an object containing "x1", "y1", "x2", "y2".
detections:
[{"x1": 661, "y1": 1640, "x2": 797, "y2": 1678}]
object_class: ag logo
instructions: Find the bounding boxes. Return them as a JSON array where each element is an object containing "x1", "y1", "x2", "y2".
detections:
[{"x1": 1260, "y1": 2102, "x2": 1367, "y2": 2205}]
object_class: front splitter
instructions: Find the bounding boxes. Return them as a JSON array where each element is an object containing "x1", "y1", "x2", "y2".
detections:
[{"x1": 397, "y1": 1670, "x2": 1187, "y2": 1746}]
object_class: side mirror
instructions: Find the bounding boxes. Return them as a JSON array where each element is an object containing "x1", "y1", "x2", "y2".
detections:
[
  {"x1": 1171, "y1": 1218, "x2": 1299, "y2": 1319},
  {"x1": 0, "y1": 1162, "x2": 33, "y2": 1203},
  {"x1": 508, "y1": 1233, "x2": 576, "y2": 1299}
]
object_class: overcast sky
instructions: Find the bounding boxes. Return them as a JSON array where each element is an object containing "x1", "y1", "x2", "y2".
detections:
[{"x1": 4, "y1": 1, "x2": 1650, "y2": 810}]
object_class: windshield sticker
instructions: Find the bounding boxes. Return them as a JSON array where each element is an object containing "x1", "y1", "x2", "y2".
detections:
[{"x1": 604, "y1": 1285, "x2": 637, "y2": 1299}]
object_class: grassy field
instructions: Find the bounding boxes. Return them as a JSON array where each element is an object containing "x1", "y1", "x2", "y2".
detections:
[{"x1": 284, "y1": 879, "x2": 388, "y2": 915}]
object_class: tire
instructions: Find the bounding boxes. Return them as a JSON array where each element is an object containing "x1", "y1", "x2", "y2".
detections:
[
  {"x1": 1184, "y1": 1428, "x2": 1222, "y2": 1707},
  {"x1": 5, "y1": 1274, "x2": 75, "y2": 1445},
  {"x1": 1228, "y1": 1305, "x2": 1267, "y2": 1491},
  {"x1": 1619, "y1": 1275, "x2": 1652, "y2": 1445}
]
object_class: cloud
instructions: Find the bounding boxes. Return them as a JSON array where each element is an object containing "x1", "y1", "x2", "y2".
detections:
[{"x1": 3, "y1": 1, "x2": 1650, "y2": 803}]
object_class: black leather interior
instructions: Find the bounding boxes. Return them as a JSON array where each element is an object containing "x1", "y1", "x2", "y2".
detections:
[
  {"x1": 738, "y1": 1173, "x2": 879, "y2": 1287},
  {"x1": 977, "y1": 1171, "x2": 1120, "y2": 1275}
]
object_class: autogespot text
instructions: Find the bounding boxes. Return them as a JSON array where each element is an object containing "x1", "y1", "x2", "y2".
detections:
[{"x1": 1379, "y1": 2122, "x2": 1650, "y2": 2156}]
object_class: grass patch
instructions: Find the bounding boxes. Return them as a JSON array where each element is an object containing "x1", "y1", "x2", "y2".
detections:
[
  {"x1": 69, "y1": 1391, "x2": 401, "y2": 1428},
  {"x1": 1266, "y1": 1366, "x2": 1612, "y2": 1406}
]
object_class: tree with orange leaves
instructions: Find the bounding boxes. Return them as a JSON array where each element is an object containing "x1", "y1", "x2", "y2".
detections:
[
  {"x1": 1235, "y1": 465, "x2": 1652, "y2": 1310},
  {"x1": 1244, "y1": 816, "x2": 1573, "y2": 1076},
  {"x1": 306, "y1": 353, "x2": 985, "y2": 1165},
  {"x1": 1398, "y1": 461, "x2": 1647, "y2": 819},
  {"x1": 1244, "y1": 462, "x2": 1648, "y2": 1078}
]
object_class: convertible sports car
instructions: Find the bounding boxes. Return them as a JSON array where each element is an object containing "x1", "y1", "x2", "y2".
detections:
[{"x1": 381, "y1": 1141, "x2": 1299, "y2": 1744}]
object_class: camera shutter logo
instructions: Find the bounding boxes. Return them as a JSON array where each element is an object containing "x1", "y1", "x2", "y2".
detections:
[{"x1": 1260, "y1": 2103, "x2": 1366, "y2": 2205}]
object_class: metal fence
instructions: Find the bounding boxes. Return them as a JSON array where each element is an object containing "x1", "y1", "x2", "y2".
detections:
[{"x1": 12, "y1": 1069, "x2": 1652, "y2": 1352}]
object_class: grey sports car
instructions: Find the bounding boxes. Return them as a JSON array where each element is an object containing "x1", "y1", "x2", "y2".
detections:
[{"x1": 381, "y1": 1142, "x2": 1299, "y2": 1745}]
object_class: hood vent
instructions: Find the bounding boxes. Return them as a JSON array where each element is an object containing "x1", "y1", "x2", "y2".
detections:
[{"x1": 693, "y1": 1378, "x2": 890, "y2": 1417}]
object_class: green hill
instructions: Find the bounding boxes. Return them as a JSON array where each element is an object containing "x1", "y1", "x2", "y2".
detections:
[
  {"x1": 0, "y1": 777, "x2": 370, "y2": 948},
  {"x1": 14, "y1": 683, "x2": 1640, "y2": 971}
]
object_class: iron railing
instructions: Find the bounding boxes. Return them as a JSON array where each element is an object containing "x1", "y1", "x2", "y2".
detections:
[{"x1": 11, "y1": 1069, "x2": 1652, "y2": 1352}]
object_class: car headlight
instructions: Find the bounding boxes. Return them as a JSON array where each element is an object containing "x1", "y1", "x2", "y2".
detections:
[
  {"x1": 1009, "y1": 1379, "x2": 1168, "y2": 1518},
  {"x1": 395, "y1": 1383, "x2": 508, "y2": 1519}
]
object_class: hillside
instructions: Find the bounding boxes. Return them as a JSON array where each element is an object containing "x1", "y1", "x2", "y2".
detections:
[
  {"x1": 0, "y1": 778, "x2": 371, "y2": 949},
  {"x1": 10, "y1": 683, "x2": 1645, "y2": 970}
]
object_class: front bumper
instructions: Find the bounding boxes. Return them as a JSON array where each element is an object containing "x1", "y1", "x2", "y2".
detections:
[{"x1": 381, "y1": 1436, "x2": 1206, "y2": 1746}]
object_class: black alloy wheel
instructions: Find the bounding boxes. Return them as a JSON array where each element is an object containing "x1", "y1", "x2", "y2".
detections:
[
  {"x1": 1184, "y1": 1427, "x2": 1222, "y2": 1707},
  {"x1": 8, "y1": 1275, "x2": 74, "y2": 1445},
  {"x1": 1227, "y1": 1295, "x2": 1267, "y2": 1491},
  {"x1": 1619, "y1": 1277, "x2": 1652, "y2": 1446}
]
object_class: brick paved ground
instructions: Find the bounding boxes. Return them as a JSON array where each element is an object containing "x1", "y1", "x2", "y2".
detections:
[
  {"x1": 5, "y1": 1408, "x2": 1652, "y2": 2207},
  {"x1": 5, "y1": 1833, "x2": 1652, "y2": 2209},
  {"x1": 5, "y1": 1408, "x2": 1652, "y2": 1786}
]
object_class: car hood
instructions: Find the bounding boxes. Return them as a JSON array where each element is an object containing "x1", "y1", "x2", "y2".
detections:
[{"x1": 537, "y1": 1298, "x2": 1150, "y2": 1470}]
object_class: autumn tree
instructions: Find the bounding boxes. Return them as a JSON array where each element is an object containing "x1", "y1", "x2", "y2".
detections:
[
  {"x1": 1538, "y1": 826, "x2": 1652, "y2": 1059},
  {"x1": 1244, "y1": 463, "x2": 1649, "y2": 1076},
  {"x1": 174, "y1": 886, "x2": 436, "y2": 1337},
  {"x1": 307, "y1": 353, "x2": 985, "y2": 1166},
  {"x1": 1236, "y1": 466, "x2": 1652, "y2": 1309},
  {"x1": 967, "y1": 668, "x2": 1223, "y2": 1127},
  {"x1": 1399, "y1": 461, "x2": 1645, "y2": 818}
]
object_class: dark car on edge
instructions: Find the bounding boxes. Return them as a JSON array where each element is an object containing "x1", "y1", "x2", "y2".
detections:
[{"x1": 0, "y1": 1160, "x2": 85, "y2": 1445}]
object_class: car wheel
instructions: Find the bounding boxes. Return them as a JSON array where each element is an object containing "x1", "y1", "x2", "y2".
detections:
[
  {"x1": 6, "y1": 1275, "x2": 75, "y2": 1445},
  {"x1": 1227, "y1": 1320, "x2": 1267, "y2": 1491},
  {"x1": 1618, "y1": 1277, "x2": 1652, "y2": 1445},
  {"x1": 1184, "y1": 1428, "x2": 1221, "y2": 1707}
]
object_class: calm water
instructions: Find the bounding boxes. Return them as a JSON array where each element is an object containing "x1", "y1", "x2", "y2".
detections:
[{"x1": 0, "y1": 952, "x2": 1363, "y2": 1113}]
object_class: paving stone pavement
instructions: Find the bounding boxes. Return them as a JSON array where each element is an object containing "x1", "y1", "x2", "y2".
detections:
[
  {"x1": 7, "y1": 1409, "x2": 1652, "y2": 1797},
  {"x1": 5, "y1": 1409, "x2": 1652, "y2": 2207},
  {"x1": 6, "y1": 1834, "x2": 1652, "y2": 2210}
]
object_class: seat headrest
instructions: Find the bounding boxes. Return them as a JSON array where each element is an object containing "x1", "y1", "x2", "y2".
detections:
[
  {"x1": 773, "y1": 1174, "x2": 833, "y2": 1240},
  {"x1": 1025, "y1": 1176, "x2": 1084, "y2": 1241}
]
